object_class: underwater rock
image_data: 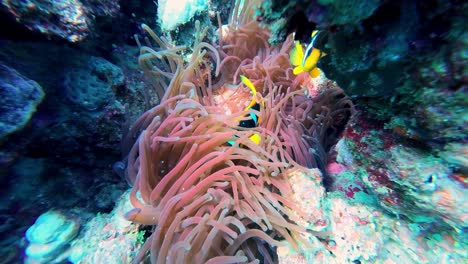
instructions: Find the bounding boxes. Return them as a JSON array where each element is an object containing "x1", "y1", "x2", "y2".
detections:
[
  {"x1": 278, "y1": 187, "x2": 467, "y2": 263},
  {"x1": 0, "y1": 40, "x2": 129, "y2": 166},
  {"x1": 341, "y1": 118, "x2": 467, "y2": 231},
  {"x1": 306, "y1": 0, "x2": 381, "y2": 25},
  {"x1": 35, "y1": 99, "x2": 125, "y2": 165},
  {"x1": 386, "y1": 145, "x2": 466, "y2": 229},
  {"x1": 2, "y1": 0, "x2": 90, "y2": 42},
  {"x1": 1, "y1": 0, "x2": 121, "y2": 42},
  {"x1": 64, "y1": 56, "x2": 124, "y2": 111},
  {"x1": 439, "y1": 143, "x2": 468, "y2": 174},
  {"x1": 286, "y1": 167, "x2": 327, "y2": 231},
  {"x1": 386, "y1": 49, "x2": 468, "y2": 148},
  {"x1": 257, "y1": 0, "x2": 381, "y2": 44},
  {"x1": 25, "y1": 211, "x2": 79, "y2": 263},
  {"x1": 0, "y1": 63, "x2": 44, "y2": 140},
  {"x1": 258, "y1": 0, "x2": 467, "y2": 157},
  {"x1": 68, "y1": 191, "x2": 142, "y2": 263},
  {"x1": 381, "y1": 23, "x2": 468, "y2": 148},
  {"x1": 322, "y1": 196, "x2": 466, "y2": 263},
  {"x1": 119, "y1": 0, "x2": 157, "y2": 28},
  {"x1": 82, "y1": 0, "x2": 120, "y2": 17},
  {"x1": 323, "y1": 0, "x2": 467, "y2": 152}
]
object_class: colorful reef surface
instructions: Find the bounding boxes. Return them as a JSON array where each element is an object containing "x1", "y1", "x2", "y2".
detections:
[{"x1": 0, "y1": 0, "x2": 466, "y2": 263}]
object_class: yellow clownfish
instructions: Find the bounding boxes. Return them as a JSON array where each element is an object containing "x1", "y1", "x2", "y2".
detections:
[
  {"x1": 290, "y1": 30, "x2": 327, "y2": 78},
  {"x1": 227, "y1": 75, "x2": 262, "y2": 146}
]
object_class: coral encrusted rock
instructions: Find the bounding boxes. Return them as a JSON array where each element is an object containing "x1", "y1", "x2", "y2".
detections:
[{"x1": 0, "y1": 63, "x2": 44, "y2": 140}]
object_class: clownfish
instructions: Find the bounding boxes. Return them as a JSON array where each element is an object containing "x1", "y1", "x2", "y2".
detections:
[
  {"x1": 227, "y1": 75, "x2": 262, "y2": 146},
  {"x1": 239, "y1": 75, "x2": 260, "y2": 128},
  {"x1": 290, "y1": 30, "x2": 327, "y2": 78}
]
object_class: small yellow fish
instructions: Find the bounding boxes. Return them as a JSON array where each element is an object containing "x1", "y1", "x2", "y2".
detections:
[{"x1": 290, "y1": 30, "x2": 327, "y2": 78}]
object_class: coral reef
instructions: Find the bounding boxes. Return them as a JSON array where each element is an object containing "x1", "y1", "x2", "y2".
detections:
[
  {"x1": 1, "y1": 0, "x2": 121, "y2": 42},
  {"x1": 257, "y1": 0, "x2": 467, "y2": 155},
  {"x1": 0, "y1": 156, "x2": 128, "y2": 262},
  {"x1": 68, "y1": 191, "x2": 143, "y2": 263},
  {"x1": 311, "y1": 0, "x2": 380, "y2": 25},
  {"x1": 64, "y1": 56, "x2": 125, "y2": 111},
  {"x1": 257, "y1": 0, "x2": 381, "y2": 44},
  {"x1": 0, "y1": 4, "x2": 150, "y2": 260},
  {"x1": 338, "y1": 118, "x2": 467, "y2": 232},
  {"x1": 0, "y1": 0, "x2": 465, "y2": 263},
  {"x1": 24, "y1": 211, "x2": 79, "y2": 263},
  {"x1": 158, "y1": 0, "x2": 210, "y2": 31},
  {"x1": 0, "y1": 41, "x2": 128, "y2": 166},
  {"x1": 262, "y1": 162, "x2": 467, "y2": 263},
  {"x1": 0, "y1": 63, "x2": 44, "y2": 139},
  {"x1": 2, "y1": 0, "x2": 89, "y2": 42},
  {"x1": 255, "y1": 1, "x2": 467, "y2": 245}
]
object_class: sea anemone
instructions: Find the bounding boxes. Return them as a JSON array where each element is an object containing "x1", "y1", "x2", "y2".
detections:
[{"x1": 123, "y1": 1, "x2": 354, "y2": 263}]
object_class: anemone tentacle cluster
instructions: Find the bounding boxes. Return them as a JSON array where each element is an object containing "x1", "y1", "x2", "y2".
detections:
[{"x1": 123, "y1": 1, "x2": 353, "y2": 263}]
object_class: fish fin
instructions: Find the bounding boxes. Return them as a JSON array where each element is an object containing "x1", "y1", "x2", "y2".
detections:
[
  {"x1": 290, "y1": 41, "x2": 304, "y2": 66},
  {"x1": 240, "y1": 75, "x2": 258, "y2": 110},
  {"x1": 249, "y1": 133, "x2": 261, "y2": 145},
  {"x1": 320, "y1": 51, "x2": 327, "y2": 58},
  {"x1": 240, "y1": 75, "x2": 257, "y2": 95},
  {"x1": 311, "y1": 30, "x2": 319, "y2": 38},
  {"x1": 245, "y1": 101, "x2": 256, "y2": 111},
  {"x1": 293, "y1": 66, "x2": 303, "y2": 75},
  {"x1": 303, "y1": 48, "x2": 321, "y2": 71},
  {"x1": 309, "y1": 67, "x2": 321, "y2": 78}
]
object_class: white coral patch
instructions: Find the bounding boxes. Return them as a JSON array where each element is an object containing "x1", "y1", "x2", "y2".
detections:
[{"x1": 158, "y1": 0, "x2": 210, "y2": 31}]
